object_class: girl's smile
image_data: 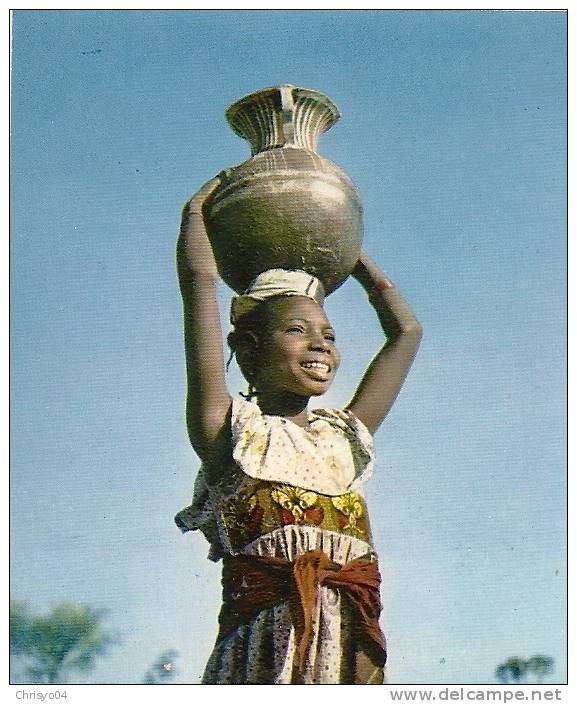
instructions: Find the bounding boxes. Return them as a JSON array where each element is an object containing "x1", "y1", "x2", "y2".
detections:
[{"x1": 300, "y1": 359, "x2": 332, "y2": 379}]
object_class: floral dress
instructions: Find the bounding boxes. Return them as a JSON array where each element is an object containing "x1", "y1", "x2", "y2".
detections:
[{"x1": 175, "y1": 397, "x2": 382, "y2": 684}]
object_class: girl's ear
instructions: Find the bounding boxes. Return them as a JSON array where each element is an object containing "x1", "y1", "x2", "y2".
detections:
[
  {"x1": 235, "y1": 330, "x2": 261, "y2": 382},
  {"x1": 236, "y1": 330, "x2": 260, "y2": 357},
  {"x1": 242, "y1": 330, "x2": 260, "y2": 349}
]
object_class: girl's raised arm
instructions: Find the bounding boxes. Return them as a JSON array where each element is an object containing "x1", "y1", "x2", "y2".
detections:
[
  {"x1": 176, "y1": 177, "x2": 232, "y2": 462},
  {"x1": 346, "y1": 251, "x2": 422, "y2": 434}
]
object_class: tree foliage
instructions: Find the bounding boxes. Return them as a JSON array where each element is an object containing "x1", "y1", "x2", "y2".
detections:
[
  {"x1": 526, "y1": 655, "x2": 555, "y2": 683},
  {"x1": 10, "y1": 601, "x2": 117, "y2": 684},
  {"x1": 141, "y1": 649, "x2": 179, "y2": 684},
  {"x1": 495, "y1": 655, "x2": 555, "y2": 684}
]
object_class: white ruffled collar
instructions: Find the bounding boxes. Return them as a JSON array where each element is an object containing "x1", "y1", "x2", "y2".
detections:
[{"x1": 230, "y1": 398, "x2": 374, "y2": 496}]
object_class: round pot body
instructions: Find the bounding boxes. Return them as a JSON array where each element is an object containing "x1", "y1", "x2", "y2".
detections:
[{"x1": 204, "y1": 85, "x2": 363, "y2": 294}]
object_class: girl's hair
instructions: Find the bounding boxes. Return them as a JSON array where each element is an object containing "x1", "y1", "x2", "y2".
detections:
[{"x1": 226, "y1": 296, "x2": 287, "y2": 393}]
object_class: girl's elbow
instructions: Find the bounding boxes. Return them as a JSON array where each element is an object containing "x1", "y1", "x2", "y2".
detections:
[
  {"x1": 393, "y1": 320, "x2": 423, "y2": 342},
  {"x1": 408, "y1": 323, "x2": 423, "y2": 353},
  {"x1": 409, "y1": 321, "x2": 423, "y2": 341},
  {"x1": 186, "y1": 399, "x2": 231, "y2": 459}
]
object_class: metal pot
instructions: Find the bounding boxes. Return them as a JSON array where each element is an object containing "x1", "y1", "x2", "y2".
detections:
[{"x1": 204, "y1": 85, "x2": 363, "y2": 294}]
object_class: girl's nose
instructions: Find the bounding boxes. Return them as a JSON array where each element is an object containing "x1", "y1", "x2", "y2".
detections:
[{"x1": 309, "y1": 333, "x2": 331, "y2": 352}]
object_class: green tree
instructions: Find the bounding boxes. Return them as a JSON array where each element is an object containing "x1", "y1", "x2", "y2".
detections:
[
  {"x1": 142, "y1": 650, "x2": 178, "y2": 684},
  {"x1": 495, "y1": 655, "x2": 555, "y2": 684},
  {"x1": 495, "y1": 664, "x2": 510, "y2": 683},
  {"x1": 527, "y1": 655, "x2": 555, "y2": 683},
  {"x1": 10, "y1": 601, "x2": 117, "y2": 684},
  {"x1": 495, "y1": 657, "x2": 528, "y2": 684}
]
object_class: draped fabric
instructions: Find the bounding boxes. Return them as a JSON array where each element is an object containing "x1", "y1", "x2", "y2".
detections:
[{"x1": 218, "y1": 551, "x2": 386, "y2": 682}]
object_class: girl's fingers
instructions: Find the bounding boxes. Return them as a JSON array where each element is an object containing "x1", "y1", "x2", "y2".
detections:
[{"x1": 187, "y1": 176, "x2": 222, "y2": 211}]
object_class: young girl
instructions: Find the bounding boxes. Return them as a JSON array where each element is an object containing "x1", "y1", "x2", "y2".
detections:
[{"x1": 175, "y1": 176, "x2": 422, "y2": 684}]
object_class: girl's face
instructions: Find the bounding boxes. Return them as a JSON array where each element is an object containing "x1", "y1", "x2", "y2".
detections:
[{"x1": 255, "y1": 296, "x2": 340, "y2": 398}]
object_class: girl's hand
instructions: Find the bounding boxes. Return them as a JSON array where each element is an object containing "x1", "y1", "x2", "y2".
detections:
[
  {"x1": 177, "y1": 176, "x2": 221, "y2": 285},
  {"x1": 352, "y1": 250, "x2": 394, "y2": 293},
  {"x1": 185, "y1": 176, "x2": 222, "y2": 215}
]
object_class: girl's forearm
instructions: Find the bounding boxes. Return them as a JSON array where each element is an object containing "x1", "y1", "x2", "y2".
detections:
[
  {"x1": 370, "y1": 286, "x2": 423, "y2": 340},
  {"x1": 352, "y1": 253, "x2": 422, "y2": 340},
  {"x1": 177, "y1": 177, "x2": 221, "y2": 289},
  {"x1": 177, "y1": 211, "x2": 219, "y2": 292}
]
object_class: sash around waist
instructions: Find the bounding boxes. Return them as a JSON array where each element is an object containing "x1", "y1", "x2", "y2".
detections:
[{"x1": 217, "y1": 550, "x2": 387, "y2": 676}]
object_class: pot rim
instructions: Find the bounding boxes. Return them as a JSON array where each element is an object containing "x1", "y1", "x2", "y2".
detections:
[{"x1": 225, "y1": 84, "x2": 340, "y2": 140}]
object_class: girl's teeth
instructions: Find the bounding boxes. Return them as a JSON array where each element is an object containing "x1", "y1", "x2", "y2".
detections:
[{"x1": 302, "y1": 362, "x2": 329, "y2": 371}]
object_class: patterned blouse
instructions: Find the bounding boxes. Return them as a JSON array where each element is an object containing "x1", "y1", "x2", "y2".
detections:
[{"x1": 175, "y1": 396, "x2": 376, "y2": 560}]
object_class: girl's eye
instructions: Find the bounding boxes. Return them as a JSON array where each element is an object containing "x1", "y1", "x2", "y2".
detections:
[
  {"x1": 286, "y1": 326, "x2": 305, "y2": 334},
  {"x1": 324, "y1": 334, "x2": 336, "y2": 342}
]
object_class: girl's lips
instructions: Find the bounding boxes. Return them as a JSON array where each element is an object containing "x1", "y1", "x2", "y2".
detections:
[{"x1": 300, "y1": 360, "x2": 331, "y2": 380}]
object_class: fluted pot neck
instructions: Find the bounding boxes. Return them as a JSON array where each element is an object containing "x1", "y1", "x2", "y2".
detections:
[{"x1": 225, "y1": 84, "x2": 340, "y2": 156}]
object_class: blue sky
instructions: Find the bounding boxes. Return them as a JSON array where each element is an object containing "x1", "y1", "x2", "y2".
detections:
[{"x1": 10, "y1": 9, "x2": 566, "y2": 686}]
